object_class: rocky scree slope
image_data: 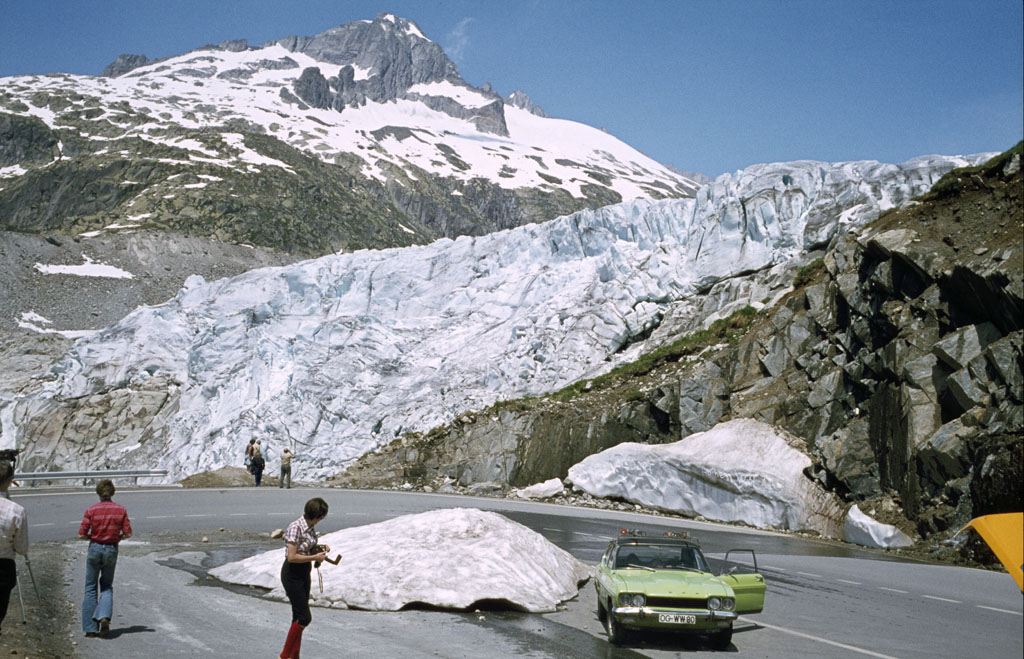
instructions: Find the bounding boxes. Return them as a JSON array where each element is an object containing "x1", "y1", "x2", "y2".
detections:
[{"x1": 333, "y1": 145, "x2": 1023, "y2": 553}]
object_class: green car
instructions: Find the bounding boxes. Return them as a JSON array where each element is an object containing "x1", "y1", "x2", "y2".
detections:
[{"x1": 594, "y1": 530, "x2": 766, "y2": 649}]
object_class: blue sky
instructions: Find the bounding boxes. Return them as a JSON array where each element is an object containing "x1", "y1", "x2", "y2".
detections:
[{"x1": 2, "y1": 0, "x2": 1021, "y2": 176}]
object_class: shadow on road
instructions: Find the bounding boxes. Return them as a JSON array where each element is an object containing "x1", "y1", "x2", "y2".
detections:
[{"x1": 100, "y1": 624, "x2": 157, "y2": 639}]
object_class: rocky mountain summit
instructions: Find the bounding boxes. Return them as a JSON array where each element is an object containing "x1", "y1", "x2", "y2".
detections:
[{"x1": 333, "y1": 145, "x2": 1023, "y2": 555}]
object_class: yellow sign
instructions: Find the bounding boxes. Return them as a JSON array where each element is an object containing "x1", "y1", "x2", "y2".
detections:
[{"x1": 959, "y1": 513, "x2": 1023, "y2": 591}]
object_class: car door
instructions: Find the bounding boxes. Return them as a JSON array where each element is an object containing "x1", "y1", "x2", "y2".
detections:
[
  {"x1": 721, "y1": 549, "x2": 766, "y2": 614},
  {"x1": 595, "y1": 542, "x2": 616, "y2": 600}
]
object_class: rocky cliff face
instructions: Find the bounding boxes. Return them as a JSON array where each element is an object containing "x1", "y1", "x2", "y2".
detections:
[{"x1": 333, "y1": 146, "x2": 1023, "y2": 550}]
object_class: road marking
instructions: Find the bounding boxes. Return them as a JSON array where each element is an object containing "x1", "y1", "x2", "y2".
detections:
[
  {"x1": 797, "y1": 571, "x2": 821, "y2": 578},
  {"x1": 751, "y1": 619, "x2": 899, "y2": 658},
  {"x1": 879, "y1": 587, "x2": 908, "y2": 594},
  {"x1": 837, "y1": 579, "x2": 861, "y2": 585},
  {"x1": 146, "y1": 515, "x2": 175, "y2": 519},
  {"x1": 229, "y1": 512, "x2": 256, "y2": 516},
  {"x1": 31, "y1": 522, "x2": 55, "y2": 528},
  {"x1": 976, "y1": 605, "x2": 1023, "y2": 616},
  {"x1": 763, "y1": 565, "x2": 786, "y2": 571},
  {"x1": 573, "y1": 531, "x2": 592, "y2": 537},
  {"x1": 543, "y1": 528, "x2": 561, "y2": 532},
  {"x1": 922, "y1": 595, "x2": 961, "y2": 604}
]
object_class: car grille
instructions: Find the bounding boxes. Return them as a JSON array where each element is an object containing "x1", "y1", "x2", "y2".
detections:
[{"x1": 646, "y1": 597, "x2": 707, "y2": 609}]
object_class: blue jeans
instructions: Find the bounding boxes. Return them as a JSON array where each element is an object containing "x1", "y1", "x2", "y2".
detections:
[{"x1": 82, "y1": 542, "x2": 118, "y2": 632}]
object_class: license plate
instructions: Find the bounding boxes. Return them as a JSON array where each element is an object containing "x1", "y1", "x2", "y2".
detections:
[{"x1": 658, "y1": 614, "x2": 696, "y2": 624}]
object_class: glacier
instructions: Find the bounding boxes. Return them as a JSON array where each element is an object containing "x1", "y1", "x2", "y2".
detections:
[{"x1": 4, "y1": 153, "x2": 991, "y2": 481}]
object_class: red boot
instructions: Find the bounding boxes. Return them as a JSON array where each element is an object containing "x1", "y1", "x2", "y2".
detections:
[
  {"x1": 280, "y1": 622, "x2": 302, "y2": 659},
  {"x1": 291, "y1": 623, "x2": 305, "y2": 659}
]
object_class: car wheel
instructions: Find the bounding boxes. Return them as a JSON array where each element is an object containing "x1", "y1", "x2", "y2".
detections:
[
  {"x1": 597, "y1": 598, "x2": 607, "y2": 624},
  {"x1": 710, "y1": 625, "x2": 733, "y2": 650},
  {"x1": 604, "y1": 603, "x2": 628, "y2": 645}
]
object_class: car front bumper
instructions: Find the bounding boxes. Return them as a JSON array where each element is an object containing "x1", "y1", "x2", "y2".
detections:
[{"x1": 611, "y1": 606, "x2": 737, "y2": 632}]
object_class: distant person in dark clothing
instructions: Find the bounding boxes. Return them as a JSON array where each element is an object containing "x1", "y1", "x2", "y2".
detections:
[
  {"x1": 78, "y1": 479, "x2": 132, "y2": 638},
  {"x1": 278, "y1": 497, "x2": 330, "y2": 659},
  {"x1": 245, "y1": 438, "x2": 256, "y2": 469},
  {"x1": 250, "y1": 441, "x2": 266, "y2": 486},
  {"x1": 0, "y1": 461, "x2": 28, "y2": 635}
]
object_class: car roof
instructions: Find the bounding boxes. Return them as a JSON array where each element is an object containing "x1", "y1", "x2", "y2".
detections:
[{"x1": 611, "y1": 534, "x2": 702, "y2": 550}]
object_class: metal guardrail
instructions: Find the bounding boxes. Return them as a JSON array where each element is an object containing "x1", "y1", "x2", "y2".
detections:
[{"x1": 14, "y1": 469, "x2": 168, "y2": 486}]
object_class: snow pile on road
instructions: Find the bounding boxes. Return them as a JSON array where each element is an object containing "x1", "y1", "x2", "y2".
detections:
[
  {"x1": 209, "y1": 508, "x2": 591, "y2": 613},
  {"x1": 566, "y1": 418, "x2": 846, "y2": 536},
  {"x1": 843, "y1": 505, "x2": 914, "y2": 548},
  {"x1": 512, "y1": 478, "x2": 565, "y2": 499}
]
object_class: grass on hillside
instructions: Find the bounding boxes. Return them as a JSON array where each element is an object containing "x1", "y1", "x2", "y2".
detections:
[
  {"x1": 542, "y1": 305, "x2": 760, "y2": 404},
  {"x1": 915, "y1": 141, "x2": 1023, "y2": 202}
]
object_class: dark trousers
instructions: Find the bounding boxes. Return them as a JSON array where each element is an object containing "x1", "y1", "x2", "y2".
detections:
[
  {"x1": 0, "y1": 558, "x2": 16, "y2": 631},
  {"x1": 281, "y1": 560, "x2": 312, "y2": 626}
]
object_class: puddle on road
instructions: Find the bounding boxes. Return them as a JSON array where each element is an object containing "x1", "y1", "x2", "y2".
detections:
[{"x1": 156, "y1": 545, "x2": 276, "y2": 597}]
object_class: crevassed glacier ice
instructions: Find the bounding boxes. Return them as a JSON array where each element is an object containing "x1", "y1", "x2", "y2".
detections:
[{"x1": 10, "y1": 154, "x2": 990, "y2": 479}]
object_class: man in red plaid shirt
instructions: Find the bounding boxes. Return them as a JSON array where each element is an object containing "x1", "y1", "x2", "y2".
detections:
[{"x1": 78, "y1": 479, "x2": 132, "y2": 638}]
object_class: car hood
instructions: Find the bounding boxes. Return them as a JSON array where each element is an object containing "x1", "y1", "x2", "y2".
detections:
[{"x1": 613, "y1": 571, "x2": 733, "y2": 597}]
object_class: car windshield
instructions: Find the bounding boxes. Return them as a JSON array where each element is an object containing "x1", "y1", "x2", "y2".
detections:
[{"x1": 615, "y1": 544, "x2": 709, "y2": 572}]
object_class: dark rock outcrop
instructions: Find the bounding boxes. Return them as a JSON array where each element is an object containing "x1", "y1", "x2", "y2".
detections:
[
  {"x1": 100, "y1": 54, "x2": 154, "y2": 77},
  {"x1": 0, "y1": 113, "x2": 59, "y2": 167},
  {"x1": 293, "y1": 67, "x2": 334, "y2": 109},
  {"x1": 506, "y1": 91, "x2": 547, "y2": 118}
]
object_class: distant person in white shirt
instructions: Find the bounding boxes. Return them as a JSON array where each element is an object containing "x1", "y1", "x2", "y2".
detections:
[
  {"x1": 280, "y1": 448, "x2": 295, "y2": 489},
  {"x1": 0, "y1": 461, "x2": 28, "y2": 635}
]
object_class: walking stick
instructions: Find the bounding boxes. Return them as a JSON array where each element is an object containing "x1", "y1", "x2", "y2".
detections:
[
  {"x1": 14, "y1": 565, "x2": 26, "y2": 624},
  {"x1": 23, "y1": 555, "x2": 40, "y2": 603}
]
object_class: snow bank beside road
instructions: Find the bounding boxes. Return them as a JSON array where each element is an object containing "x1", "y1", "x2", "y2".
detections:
[
  {"x1": 210, "y1": 508, "x2": 591, "y2": 613},
  {"x1": 566, "y1": 418, "x2": 846, "y2": 537}
]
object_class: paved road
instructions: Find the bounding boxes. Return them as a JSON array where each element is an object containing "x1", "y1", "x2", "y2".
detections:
[{"x1": 14, "y1": 487, "x2": 1024, "y2": 658}]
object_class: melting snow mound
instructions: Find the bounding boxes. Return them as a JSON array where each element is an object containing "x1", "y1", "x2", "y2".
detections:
[
  {"x1": 567, "y1": 418, "x2": 846, "y2": 535},
  {"x1": 209, "y1": 508, "x2": 591, "y2": 613}
]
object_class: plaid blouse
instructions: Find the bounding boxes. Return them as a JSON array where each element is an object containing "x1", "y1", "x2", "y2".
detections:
[
  {"x1": 0, "y1": 497, "x2": 28, "y2": 560},
  {"x1": 284, "y1": 516, "x2": 318, "y2": 556}
]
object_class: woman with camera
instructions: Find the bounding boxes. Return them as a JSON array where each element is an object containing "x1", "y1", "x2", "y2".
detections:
[{"x1": 278, "y1": 497, "x2": 330, "y2": 659}]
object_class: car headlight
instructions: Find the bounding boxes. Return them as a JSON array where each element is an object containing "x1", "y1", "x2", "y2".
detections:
[
  {"x1": 708, "y1": 597, "x2": 735, "y2": 611},
  {"x1": 618, "y1": 593, "x2": 646, "y2": 607}
]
